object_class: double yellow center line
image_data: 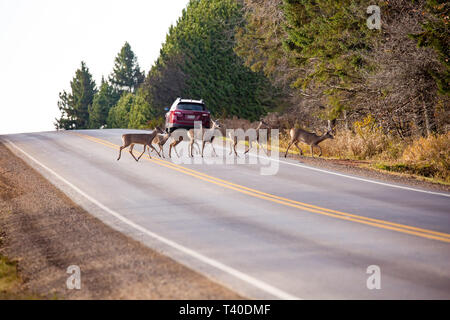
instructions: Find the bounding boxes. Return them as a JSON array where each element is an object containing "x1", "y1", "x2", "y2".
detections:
[{"x1": 73, "y1": 132, "x2": 450, "y2": 243}]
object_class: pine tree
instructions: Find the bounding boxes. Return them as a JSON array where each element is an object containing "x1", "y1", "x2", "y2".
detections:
[
  {"x1": 109, "y1": 42, "x2": 145, "y2": 95},
  {"x1": 106, "y1": 92, "x2": 135, "y2": 128},
  {"x1": 55, "y1": 61, "x2": 97, "y2": 130},
  {"x1": 410, "y1": 0, "x2": 449, "y2": 95},
  {"x1": 89, "y1": 77, "x2": 117, "y2": 128},
  {"x1": 141, "y1": 0, "x2": 277, "y2": 121},
  {"x1": 128, "y1": 88, "x2": 156, "y2": 129}
]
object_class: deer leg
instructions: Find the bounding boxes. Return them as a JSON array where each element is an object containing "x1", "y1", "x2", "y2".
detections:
[
  {"x1": 244, "y1": 141, "x2": 252, "y2": 154},
  {"x1": 231, "y1": 137, "x2": 239, "y2": 157},
  {"x1": 170, "y1": 139, "x2": 181, "y2": 158},
  {"x1": 194, "y1": 141, "x2": 201, "y2": 155},
  {"x1": 233, "y1": 140, "x2": 239, "y2": 157},
  {"x1": 284, "y1": 141, "x2": 294, "y2": 158},
  {"x1": 149, "y1": 144, "x2": 160, "y2": 157},
  {"x1": 129, "y1": 144, "x2": 140, "y2": 162},
  {"x1": 189, "y1": 140, "x2": 194, "y2": 157},
  {"x1": 173, "y1": 143, "x2": 180, "y2": 158},
  {"x1": 317, "y1": 145, "x2": 322, "y2": 157},
  {"x1": 210, "y1": 142, "x2": 218, "y2": 157},
  {"x1": 229, "y1": 140, "x2": 233, "y2": 155},
  {"x1": 210, "y1": 137, "x2": 217, "y2": 157},
  {"x1": 117, "y1": 146, "x2": 125, "y2": 161},
  {"x1": 159, "y1": 145, "x2": 165, "y2": 158},
  {"x1": 136, "y1": 145, "x2": 147, "y2": 161},
  {"x1": 171, "y1": 144, "x2": 180, "y2": 158},
  {"x1": 294, "y1": 142, "x2": 303, "y2": 157},
  {"x1": 201, "y1": 141, "x2": 206, "y2": 158},
  {"x1": 310, "y1": 145, "x2": 314, "y2": 158}
]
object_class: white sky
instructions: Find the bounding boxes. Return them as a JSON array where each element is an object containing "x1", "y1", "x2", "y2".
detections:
[{"x1": 0, "y1": 0, "x2": 189, "y2": 134}]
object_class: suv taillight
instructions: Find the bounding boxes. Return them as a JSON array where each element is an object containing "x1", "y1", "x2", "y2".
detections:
[{"x1": 171, "y1": 111, "x2": 182, "y2": 121}]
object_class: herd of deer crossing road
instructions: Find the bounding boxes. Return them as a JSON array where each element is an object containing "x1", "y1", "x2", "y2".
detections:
[{"x1": 116, "y1": 120, "x2": 334, "y2": 161}]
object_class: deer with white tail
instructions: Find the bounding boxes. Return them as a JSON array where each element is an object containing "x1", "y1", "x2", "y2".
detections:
[
  {"x1": 117, "y1": 127, "x2": 164, "y2": 161},
  {"x1": 284, "y1": 121, "x2": 334, "y2": 158}
]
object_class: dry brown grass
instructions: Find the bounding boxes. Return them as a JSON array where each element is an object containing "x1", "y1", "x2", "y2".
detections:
[{"x1": 223, "y1": 115, "x2": 449, "y2": 183}]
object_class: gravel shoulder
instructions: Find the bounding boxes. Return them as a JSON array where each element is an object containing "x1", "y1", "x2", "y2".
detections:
[{"x1": 0, "y1": 142, "x2": 242, "y2": 299}]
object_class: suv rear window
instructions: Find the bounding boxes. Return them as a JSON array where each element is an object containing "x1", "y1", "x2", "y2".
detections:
[{"x1": 176, "y1": 103, "x2": 205, "y2": 111}]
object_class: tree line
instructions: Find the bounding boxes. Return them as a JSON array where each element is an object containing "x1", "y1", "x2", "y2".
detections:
[{"x1": 56, "y1": 0, "x2": 448, "y2": 137}]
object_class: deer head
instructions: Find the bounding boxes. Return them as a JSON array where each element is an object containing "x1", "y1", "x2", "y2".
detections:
[
  {"x1": 155, "y1": 127, "x2": 165, "y2": 134},
  {"x1": 211, "y1": 119, "x2": 221, "y2": 128}
]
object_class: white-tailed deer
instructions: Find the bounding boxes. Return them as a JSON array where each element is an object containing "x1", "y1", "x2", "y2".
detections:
[
  {"x1": 117, "y1": 128, "x2": 164, "y2": 161},
  {"x1": 228, "y1": 120, "x2": 269, "y2": 157},
  {"x1": 187, "y1": 119, "x2": 222, "y2": 157},
  {"x1": 284, "y1": 127, "x2": 334, "y2": 158},
  {"x1": 152, "y1": 131, "x2": 184, "y2": 158},
  {"x1": 168, "y1": 136, "x2": 184, "y2": 158},
  {"x1": 152, "y1": 132, "x2": 170, "y2": 158}
]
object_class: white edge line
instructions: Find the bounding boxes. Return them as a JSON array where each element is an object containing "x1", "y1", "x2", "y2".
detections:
[
  {"x1": 216, "y1": 143, "x2": 450, "y2": 198},
  {"x1": 3, "y1": 138, "x2": 300, "y2": 300}
]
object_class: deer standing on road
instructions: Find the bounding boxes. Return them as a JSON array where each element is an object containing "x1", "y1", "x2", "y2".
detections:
[
  {"x1": 152, "y1": 131, "x2": 184, "y2": 158},
  {"x1": 228, "y1": 120, "x2": 269, "y2": 157},
  {"x1": 187, "y1": 119, "x2": 222, "y2": 157},
  {"x1": 117, "y1": 128, "x2": 164, "y2": 161},
  {"x1": 284, "y1": 127, "x2": 334, "y2": 158},
  {"x1": 152, "y1": 132, "x2": 171, "y2": 158}
]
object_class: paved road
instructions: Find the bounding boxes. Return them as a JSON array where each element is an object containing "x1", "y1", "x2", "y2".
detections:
[{"x1": 3, "y1": 129, "x2": 450, "y2": 299}]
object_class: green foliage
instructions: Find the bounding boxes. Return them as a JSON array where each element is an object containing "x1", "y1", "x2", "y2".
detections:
[
  {"x1": 283, "y1": 0, "x2": 374, "y2": 90},
  {"x1": 410, "y1": 0, "x2": 449, "y2": 95},
  {"x1": 55, "y1": 61, "x2": 97, "y2": 130},
  {"x1": 142, "y1": 0, "x2": 277, "y2": 121},
  {"x1": 128, "y1": 88, "x2": 157, "y2": 129},
  {"x1": 107, "y1": 92, "x2": 135, "y2": 128},
  {"x1": 88, "y1": 77, "x2": 117, "y2": 128},
  {"x1": 109, "y1": 42, "x2": 145, "y2": 95}
]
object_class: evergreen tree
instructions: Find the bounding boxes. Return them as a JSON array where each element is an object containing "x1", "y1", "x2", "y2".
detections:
[
  {"x1": 107, "y1": 92, "x2": 135, "y2": 128},
  {"x1": 55, "y1": 61, "x2": 97, "y2": 130},
  {"x1": 410, "y1": 0, "x2": 449, "y2": 95},
  {"x1": 142, "y1": 0, "x2": 277, "y2": 121},
  {"x1": 128, "y1": 88, "x2": 156, "y2": 129},
  {"x1": 89, "y1": 77, "x2": 116, "y2": 128},
  {"x1": 109, "y1": 42, "x2": 145, "y2": 95}
]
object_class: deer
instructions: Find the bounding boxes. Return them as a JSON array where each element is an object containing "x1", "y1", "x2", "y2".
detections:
[
  {"x1": 116, "y1": 127, "x2": 164, "y2": 162},
  {"x1": 152, "y1": 132, "x2": 171, "y2": 158},
  {"x1": 152, "y1": 131, "x2": 184, "y2": 158},
  {"x1": 187, "y1": 119, "x2": 222, "y2": 157},
  {"x1": 168, "y1": 136, "x2": 184, "y2": 158},
  {"x1": 284, "y1": 126, "x2": 334, "y2": 158},
  {"x1": 228, "y1": 120, "x2": 269, "y2": 157}
]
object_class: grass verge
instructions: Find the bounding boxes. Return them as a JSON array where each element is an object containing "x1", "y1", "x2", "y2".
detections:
[{"x1": 0, "y1": 254, "x2": 41, "y2": 299}]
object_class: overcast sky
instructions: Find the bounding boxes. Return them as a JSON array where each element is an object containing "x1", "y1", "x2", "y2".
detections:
[{"x1": 0, "y1": 0, "x2": 189, "y2": 134}]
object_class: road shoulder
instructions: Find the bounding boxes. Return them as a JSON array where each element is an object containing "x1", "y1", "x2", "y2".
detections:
[{"x1": 0, "y1": 142, "x2": 242, "y2": 299}]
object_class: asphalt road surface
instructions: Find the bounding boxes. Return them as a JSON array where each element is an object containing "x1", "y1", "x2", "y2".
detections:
[{"x1": 3, "y1": 129, "x2": 450, "y2": 299}]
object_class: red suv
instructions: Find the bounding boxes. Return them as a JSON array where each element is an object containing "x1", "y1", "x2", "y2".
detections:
[{"x1": 165, "y1": 98, "x2": 211, "y2": 132}]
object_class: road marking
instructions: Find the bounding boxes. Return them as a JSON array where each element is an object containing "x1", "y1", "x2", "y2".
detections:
[
  {"x1": 73, "y1": 132, "x2": 450, "y2": 243},
  {"x1": 218, "y1": 142, "x2": 450, "y2": 198},
  {"x1": 3, "y1": 138, "x2": 300, "y2": 300}
]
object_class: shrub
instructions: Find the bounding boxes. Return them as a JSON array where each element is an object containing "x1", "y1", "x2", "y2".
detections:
[{"x1": 402, "y1": 133, "x2": 450, "y2": 182}]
